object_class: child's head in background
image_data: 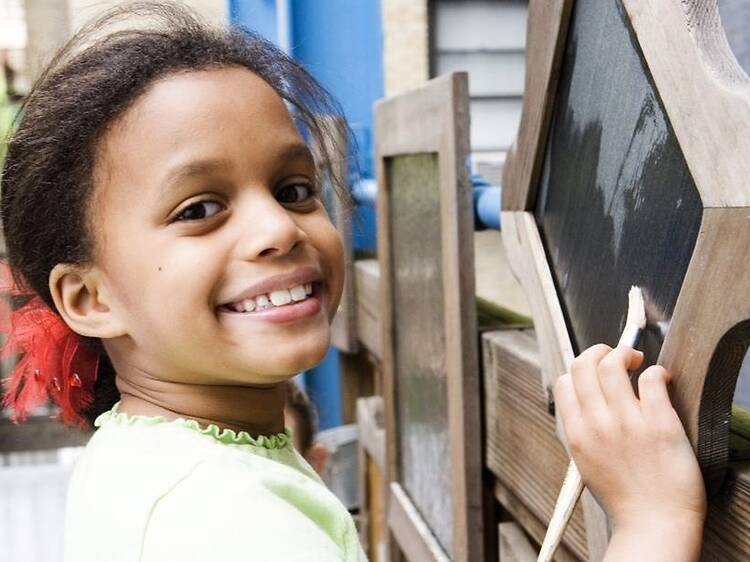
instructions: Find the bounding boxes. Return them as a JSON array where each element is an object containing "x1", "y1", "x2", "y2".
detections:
[
  {"x1": 1, "y1": 2, "x2": 350, "y2": 427},
  {"x1": 284, "y1": 379, "x2": 328, "y2": 474}
]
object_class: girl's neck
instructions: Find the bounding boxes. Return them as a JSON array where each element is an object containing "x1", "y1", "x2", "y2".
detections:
[{"x1": 115, "y1": 373, "x2": 287, "y2": 438}]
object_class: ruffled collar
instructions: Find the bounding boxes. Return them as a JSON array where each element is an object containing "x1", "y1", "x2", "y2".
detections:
[{"x1": 95, "y1": 401, "x2": 293, "y2": 450}]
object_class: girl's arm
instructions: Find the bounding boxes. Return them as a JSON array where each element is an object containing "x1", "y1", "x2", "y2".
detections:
[{"x1": 554, "y1": 345, "x2": 707, "y2": 561}]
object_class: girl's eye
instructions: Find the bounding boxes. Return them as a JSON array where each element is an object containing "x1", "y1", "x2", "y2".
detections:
[
  {"x1": 175, "y1": 200, "x2": 224, "y2": 221},
  {"x1": 276, "y1": 183, "x2": 316, "y2": 204}
]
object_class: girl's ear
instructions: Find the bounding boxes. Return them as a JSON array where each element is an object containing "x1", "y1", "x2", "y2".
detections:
[
  {"x1": 48, "y1": 263, "x2": 127, "y2": 339},
  {"x1": 305, "y1": 442, "x2": 329, "y2": 475}
]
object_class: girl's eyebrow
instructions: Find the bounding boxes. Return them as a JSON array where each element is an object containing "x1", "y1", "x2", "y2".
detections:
[
  {"x1": 160, "y1": 143, "x2": 314, "y2": 195},
  {"x1": 275, "y1": 142, "x2": 315, "y2": 167},
  {"x1": 161, "y1": 157, "x2": 233, "y2": 194}
]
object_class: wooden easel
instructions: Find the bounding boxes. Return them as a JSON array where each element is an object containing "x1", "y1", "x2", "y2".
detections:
[
  {"x1": 375, "y1": 72, "x2": 484, "y2": 562},
  {"x1": 502, "y1": 0, "x2": 750, "y2": 559}
]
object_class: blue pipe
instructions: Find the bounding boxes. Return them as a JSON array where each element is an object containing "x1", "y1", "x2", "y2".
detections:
[
  {"x1": 350, "y1": 176, "x2": 502, "y2": 230},
  {"x1": 351, "y1": 178, "x2": 377, "y2": 207},
  {"x1": 474, "y1": 185, "x2": 502, "y2": 231}
]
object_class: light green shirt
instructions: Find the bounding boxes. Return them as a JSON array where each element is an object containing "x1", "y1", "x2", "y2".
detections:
[{"x1": 64, "y1": 403, "x2": 367, "y2": 562}]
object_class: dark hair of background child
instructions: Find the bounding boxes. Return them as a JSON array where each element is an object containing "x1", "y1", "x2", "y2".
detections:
[
  {"x1": 0, "y1": 1, "x2": 353, "y2": 426},
  {"x1": 285, "y1": 380, "x2": 318, "y2": 453}
]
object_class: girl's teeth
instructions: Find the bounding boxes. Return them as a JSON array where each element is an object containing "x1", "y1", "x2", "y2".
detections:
[
  {"x1": 270, "y1": 289, "x2": 292, "y2": 306},
  {"x1": 228, "y1": 283, "x2": 314, "y2": 313},
  {"x1": 290, "y1": 285, "x2": 306, "y2": 301}
]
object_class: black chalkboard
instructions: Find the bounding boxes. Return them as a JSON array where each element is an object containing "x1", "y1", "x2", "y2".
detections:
[{"x1": 535, "y1": 0, "x2": 703, "y2": 370}]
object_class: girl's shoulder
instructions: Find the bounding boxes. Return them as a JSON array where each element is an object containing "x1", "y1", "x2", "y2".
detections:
[{"x1": 64, "y1": 404, "x2": 366, "y2": 562}]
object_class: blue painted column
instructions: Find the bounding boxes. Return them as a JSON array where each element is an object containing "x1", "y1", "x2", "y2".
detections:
[
  {"x1": 228, "y1": 0, "x2": 279, "y2": 42},
  {"x1": 290, "y1": 0, "x2": 382, "y2": 252}
]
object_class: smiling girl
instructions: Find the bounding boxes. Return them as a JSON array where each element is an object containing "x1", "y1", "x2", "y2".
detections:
[{"x1": 1, "y1": 3, "x2": 364, "y2": 561}]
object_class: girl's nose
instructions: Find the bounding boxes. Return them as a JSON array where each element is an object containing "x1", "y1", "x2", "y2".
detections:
[{"x1": 236, "y1": 196, "x2": 307, "y2": 260}]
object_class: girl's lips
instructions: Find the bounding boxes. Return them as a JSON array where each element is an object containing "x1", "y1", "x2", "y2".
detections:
[{"x1": 218, "y1": 284, "x2": 325, "y2": 324}]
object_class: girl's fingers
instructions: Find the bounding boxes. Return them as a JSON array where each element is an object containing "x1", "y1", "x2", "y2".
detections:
[
  {"x1": 598, "y1": 346, "x2": 643, "y2": 415},
  {"x1": 570, "y1": 344, "x2": 611, "y2": 416},
  {"x1": 553, "y1": 373, "x2": 582, "y2": 443},
  {"x1": 638, "y1": 365, "x2": 674, "y2": 419}
]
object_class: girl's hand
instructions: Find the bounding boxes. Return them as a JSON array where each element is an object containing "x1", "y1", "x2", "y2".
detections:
[{"x1": 554, "y1": 345, "x2": 707, "y2": 560}]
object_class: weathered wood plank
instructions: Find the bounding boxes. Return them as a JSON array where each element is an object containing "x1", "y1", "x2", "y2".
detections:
[
  {"x1": 483, "y1": 329, "x2": 587, "y2": 561},
  {"x1": 703, "y1": 462, "x2": 750, "y2": 561},
  {"x1": 499, "y1": 522, "x2": 537, "y2": 562},
  {"x1": 502, "y1": 0, "x2": 574, "y2": 211},
  {"x1": 358, "y1": 396, "x2": 387, "y2": 562},
  {"x1": 355, "y1": 259, "x2": 382, "y2": 359},
  {"x1": 388, "y1": 482, "x2": 451, "y2": 562},
  {"x1": 357, "y1": 396, "x2": 386, "y2": 472},
  {"x1": 493, "y1": 480, "x2": 580, "y2": 562}
]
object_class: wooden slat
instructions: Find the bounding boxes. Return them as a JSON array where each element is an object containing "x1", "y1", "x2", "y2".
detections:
[
  {"x1": 367, "y1": 455, "x2": 387, "y2": 562},
  {"x1": 357, "y1": 396, "x2": 386, "y2": 472},
  {"x1": 355, "y1": 259, "x2": 381, "y2": 359},
  {"x1": 482, "y1": 330, "x2": 586, "y2": 558},
  {"x1": 359, "y1": 442, "x2": 388, "y2": 562},
  {"x1": 483, "y1": 329, "x2": 587, "y2": 561},
  {"x1": 494, "y1": 480, "x2": 580, "y2": 562},
  {"x1": 703, "y1": 462, "x2": 750, "y2": 561},
  {"x1": 499, "y1": 522, "x2": 537, "y2": 562},
  {"x1": 474, "y1": 230, "x2": 532, "y2": 326},
  {"x1": 357, "y1": 396, "x2": 387, "y2": 562},
  {"x1": 502, "y1": 0, "x2": 574, "y2": 211},
  {"x1": 388, "y1": 482, "x2": 451, "y2": 562},
  {"x1": 499, "y1": 212, "x2": 573, "y2": 408}
]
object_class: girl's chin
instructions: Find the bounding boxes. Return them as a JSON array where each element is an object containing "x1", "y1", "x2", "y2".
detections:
[{"x1": 232, "y1": 333, "x2": 331, "y2": 375}]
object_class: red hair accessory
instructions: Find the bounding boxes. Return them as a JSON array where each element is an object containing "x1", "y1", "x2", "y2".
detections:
[{"x1": 0, "y1": 264, "x2": 99, "y2": 427}]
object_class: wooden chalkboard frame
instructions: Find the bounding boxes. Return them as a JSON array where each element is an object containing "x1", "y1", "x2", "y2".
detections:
[
  {"x1": 502, "y1": 0, "x2": 750, "y2": 556},
  {"x1": 375, "y1": 72, "x2": 483, "y2": 562}
]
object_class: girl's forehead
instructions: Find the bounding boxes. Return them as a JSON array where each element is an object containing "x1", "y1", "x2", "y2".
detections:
[
  {"x1": 98, "y1": 66, "x2": 304, "y2": 180},
  {"x1": 126, "y1": 66, "x2": 293, "y2": 133}
]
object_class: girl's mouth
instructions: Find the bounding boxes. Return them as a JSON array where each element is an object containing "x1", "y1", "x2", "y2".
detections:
[{"x1": 218, "y1": 282, "x2": 324, "y2": 323}]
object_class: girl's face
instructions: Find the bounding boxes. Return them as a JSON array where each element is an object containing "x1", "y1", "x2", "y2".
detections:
[{"x1": 92, "y1": 67, "x2": 344, "y2": 384}]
